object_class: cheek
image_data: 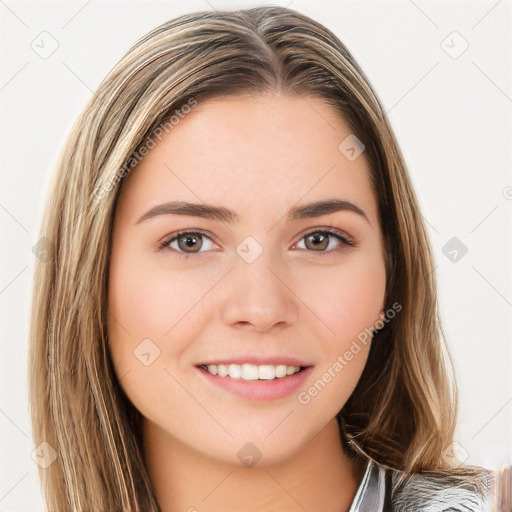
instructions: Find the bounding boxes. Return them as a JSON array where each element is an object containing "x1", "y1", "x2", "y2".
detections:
[
  {"x1": 293, "y1": 252, "x2": 386, "y2": 414},
  {"x1": 107, "y1": 245, "x2": 203, "y2": 418},
  {"x1": 299, "y1": 250, "x2": 386, "y2": 343},
  {"x1": 108, "y1": 245, "x2": 208, "y2": 340},
  {"x1": 107, "y1": 243, "x2": 221, "y2": 394},
  {"x1": 107, "y1": 245, "x2": 169, "y2": 376}
]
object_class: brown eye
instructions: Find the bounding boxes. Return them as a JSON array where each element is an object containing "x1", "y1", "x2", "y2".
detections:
[
  {"x1": 295, "y1": 228, "x2": 354, "y2": 254},
  {"x1": 177, "y1": 233, "x2": 203, "y2": 253},
  {"x1": 304, "y1": 232, "x2": 329, "y2": 251},
  {"x1": 159, "y1": 230, "x2": 216, "y2": 258}
]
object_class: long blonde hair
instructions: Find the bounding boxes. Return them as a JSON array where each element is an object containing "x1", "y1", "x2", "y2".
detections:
[{"x1": 29, "y1": 6, "x2": 486, "y2": 510}]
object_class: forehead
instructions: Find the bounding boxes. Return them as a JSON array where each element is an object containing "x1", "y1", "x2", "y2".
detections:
[{"x1": 116, "y1": 94, "x2": 377, "y2": 225}]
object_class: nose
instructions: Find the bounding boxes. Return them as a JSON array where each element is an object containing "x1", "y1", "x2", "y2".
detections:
[{"x1": 219, "y1": 249, "x2": 299, "y2": 333}]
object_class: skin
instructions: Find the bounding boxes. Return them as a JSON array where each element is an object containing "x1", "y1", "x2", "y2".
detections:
[{"x1": 108, "y1": 94, "x2": 387, "y2": 512}]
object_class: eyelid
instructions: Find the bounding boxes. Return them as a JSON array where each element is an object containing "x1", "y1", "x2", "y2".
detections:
[
  {"x1": 158, "y1": 229, "x2": 218, "y2": 253},
  {"x1": 296, "y1": 226, "x2": 355, "y2": 248}
]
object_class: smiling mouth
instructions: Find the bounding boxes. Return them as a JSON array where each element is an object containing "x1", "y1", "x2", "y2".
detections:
[{"x1": 198, "y1": 363, "x2": 306, "y2": 381}]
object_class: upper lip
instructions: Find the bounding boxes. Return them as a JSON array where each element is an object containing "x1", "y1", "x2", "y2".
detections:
[{"x1": 196, "y1": 356, "x2": 311, "y2": 367}]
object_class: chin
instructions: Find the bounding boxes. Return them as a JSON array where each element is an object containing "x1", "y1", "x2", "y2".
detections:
[{"x1": 198, "y1": 426, "x2": 314, "y2": 470}]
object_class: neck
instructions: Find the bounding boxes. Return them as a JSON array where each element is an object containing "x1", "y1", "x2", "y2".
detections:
[{"x1": 142, "y1": 417, "x2": 363, "y2": 512}]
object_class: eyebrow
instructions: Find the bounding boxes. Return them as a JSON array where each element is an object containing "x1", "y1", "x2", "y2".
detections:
[{"x1": 135, "y1": 198, "x2": 370, "y2": 225}]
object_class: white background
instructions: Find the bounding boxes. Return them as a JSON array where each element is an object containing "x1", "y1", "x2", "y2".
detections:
[{"x1": 1, "y1": 0, "x2": 511, "y2": 509}]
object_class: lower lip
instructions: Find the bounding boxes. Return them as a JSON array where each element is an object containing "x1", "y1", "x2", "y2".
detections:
[{"x1": 197, "y1": 366, "x2": 314, "y2": 401}]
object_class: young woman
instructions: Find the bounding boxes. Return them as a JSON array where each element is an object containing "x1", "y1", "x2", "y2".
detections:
[{"x1": 29, "y1": 6, "x2": 494, "y2": 511}]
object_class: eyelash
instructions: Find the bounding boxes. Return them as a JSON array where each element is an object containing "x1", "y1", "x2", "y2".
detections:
[{"x1": 158, "y1": 227, "x2": 355, "y2": 260}]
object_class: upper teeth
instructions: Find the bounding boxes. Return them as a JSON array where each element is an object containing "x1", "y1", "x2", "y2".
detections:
[{"x1": 203, "y1": 363, "x2": 302, "y2": 380}]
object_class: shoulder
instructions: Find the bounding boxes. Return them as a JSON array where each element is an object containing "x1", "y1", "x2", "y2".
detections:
[{"x1": 388, "y1": 465, "x2": 495, "y2": 512}]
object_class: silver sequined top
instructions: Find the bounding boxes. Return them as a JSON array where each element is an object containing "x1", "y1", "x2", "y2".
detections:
[{"x1": 347, "y1": 457, "x2": 493, "y2": 512}]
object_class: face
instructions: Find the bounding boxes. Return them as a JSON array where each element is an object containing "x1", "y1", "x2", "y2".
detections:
[{"x1": 108, "y1": 94, "x2": 387, "y2": 467}]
